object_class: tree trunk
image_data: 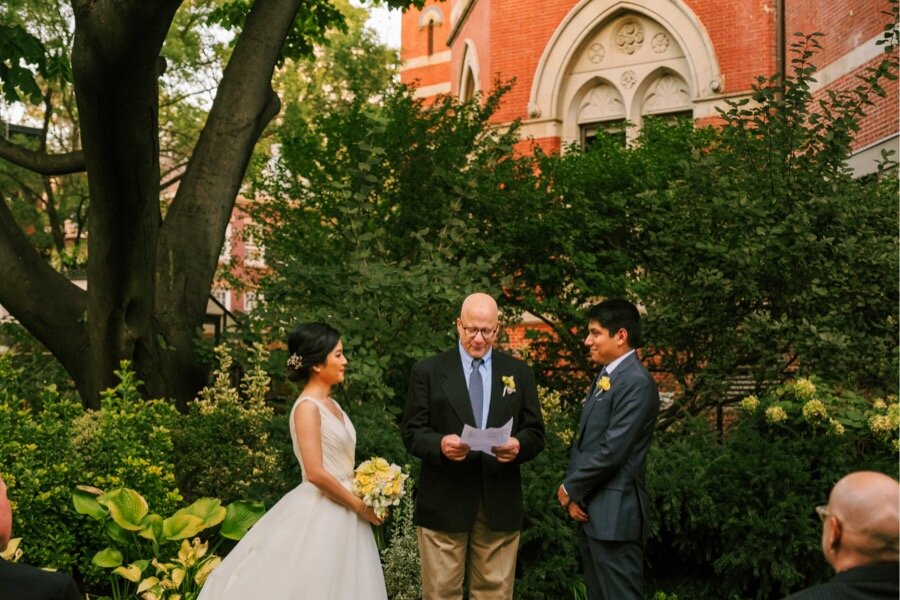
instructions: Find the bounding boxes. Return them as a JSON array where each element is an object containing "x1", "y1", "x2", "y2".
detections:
[
  {"x1": 156, "y1": 0, "x2": 301, "y2": 409},
  {"x1": 70, "y1": 0, "x2": 181, "y2": 406},
  {"x1": 0, "y1": 0, "x2": 305, "y2": 408},
  {"x1": 0, "y1": 195, "x2": 92, "y2": 402}
]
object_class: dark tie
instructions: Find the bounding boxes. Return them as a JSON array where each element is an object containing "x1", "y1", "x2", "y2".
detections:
[{"x1": 469, "y1": 358, "x2": 484, "y2": 428}]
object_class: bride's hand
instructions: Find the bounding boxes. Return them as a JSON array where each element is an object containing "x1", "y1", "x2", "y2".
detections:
[{"x1": 358, "y1": 503, "x2": 384, "y2": 526}]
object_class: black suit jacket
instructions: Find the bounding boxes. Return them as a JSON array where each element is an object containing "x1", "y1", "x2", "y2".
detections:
[
  {"x1": 564, "y1": 352, "x2": 659, "y2": 542},
  {"x1": 402, "y1": 348, "x2": 545, "y2": 532},
  {"x1": 782, "y1": 562, "x2": 899, "y2": 599},
  {"x1": 0, "y1": 558, "x2": 82, "y2": 600}
]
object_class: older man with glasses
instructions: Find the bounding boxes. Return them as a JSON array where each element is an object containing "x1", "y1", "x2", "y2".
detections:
[
  {"x1": 402, "y1": 292, "x2": 545, "y2": 600},
  {"x1": 783, "y1": 470, "x2": 899, "y2": 599}
]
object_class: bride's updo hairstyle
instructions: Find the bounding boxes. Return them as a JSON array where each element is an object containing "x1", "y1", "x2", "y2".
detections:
[{"x1": 286, "y1": 322, "x2": 342, "y2": 382}]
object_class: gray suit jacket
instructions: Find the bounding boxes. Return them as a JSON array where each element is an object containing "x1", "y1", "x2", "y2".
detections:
[{"x1": 564, "y1": 352, "x2": 659, "y2": 542}]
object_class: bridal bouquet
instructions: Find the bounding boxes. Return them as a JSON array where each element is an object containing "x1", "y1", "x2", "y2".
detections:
[{"x1": 353, "y1": 457, "x2": 409, "y2": 519}]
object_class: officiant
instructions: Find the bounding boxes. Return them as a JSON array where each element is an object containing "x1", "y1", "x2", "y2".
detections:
[{"x1": 402, "y1": 292, "x2": 545, "y2": 600}]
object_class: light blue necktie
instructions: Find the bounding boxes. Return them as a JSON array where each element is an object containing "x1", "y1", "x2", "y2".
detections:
[{"x1": 469, "y1": 358, "x2": 484, "y2": 428}]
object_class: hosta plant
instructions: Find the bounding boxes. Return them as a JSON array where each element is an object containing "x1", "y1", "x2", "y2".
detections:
[{"x1": 73, "y1": 486, "x2": 265, "y2": 600}]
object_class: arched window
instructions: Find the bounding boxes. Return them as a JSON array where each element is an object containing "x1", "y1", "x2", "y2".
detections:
[
  {"x1": 577, "y1": 83, "x2": 626, "y2": 147},
  {"x1": 459, "y1": 40, "x2": 480, "y2": 102},
  {"x1": 428, "y1": 21, "x2": 434, "y2": 56},
  {"x1": 418, "y1": 6, "x2": 445, "y2": 57},
  {"x1": 640, "y1": 72, "x2": 692, "y2": 123},
  {"x1": 528, "y1": 0, "x2": 721, "y2": 148}
]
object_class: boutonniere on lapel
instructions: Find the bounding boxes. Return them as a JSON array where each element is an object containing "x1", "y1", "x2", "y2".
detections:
[
  {"x1": 598, "y1": 375, "x2": 611, "y2": 393},
  {"x1": 501, "y1": 375, "x2": 516, "y2": 397}
]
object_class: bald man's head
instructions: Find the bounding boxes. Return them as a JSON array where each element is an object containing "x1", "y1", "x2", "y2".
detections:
[
  {"x1": 822, "y1": 471, "x2": 900, "y2": 571},
  {"x1": 457, "y1": 293, "x2": 499, "y2": 359}
]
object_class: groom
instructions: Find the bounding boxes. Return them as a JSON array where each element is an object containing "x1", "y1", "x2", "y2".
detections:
[
  {"x1": 403, "y1": 292, "x2": 545, "y2": 600},
  {"x1": 557, "y1": 299, "x2": 659, "y2": 600}
]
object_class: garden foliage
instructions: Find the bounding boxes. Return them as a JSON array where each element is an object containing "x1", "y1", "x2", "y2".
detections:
[
  {"x1": 0, "y1": 359, "x2": 181, "y2": 587},
  {"x1": 73, "y1": 485, "x2": 264, "y2": 600},
  {"x1": 646, "y1": 379, "x2": 898, "y2": 599},
  {"x1": 173, "y1": 344, "x2": 285, "y2": 505}
]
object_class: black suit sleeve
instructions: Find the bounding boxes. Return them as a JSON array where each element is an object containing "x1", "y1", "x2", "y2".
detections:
[{"x1": 402, "y1": 360, "x2": 446, "y2": 467}]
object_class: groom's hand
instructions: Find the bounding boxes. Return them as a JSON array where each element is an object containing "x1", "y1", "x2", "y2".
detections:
[
  {"x1": 558, "y1": 484, "x2": 589, "y2": 522},
  {"x1": 441, "y1": 434, "x2": 470, "y2": 461}
]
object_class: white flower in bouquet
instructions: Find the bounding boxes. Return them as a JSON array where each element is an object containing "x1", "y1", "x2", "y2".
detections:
[{"x1": 353, "y1": 457, "x2": 409, "y2": 519}]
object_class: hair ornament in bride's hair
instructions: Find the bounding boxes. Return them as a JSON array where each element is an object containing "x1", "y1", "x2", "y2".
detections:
[{"x1": 287, "y1": 353, "x2": 304, "y2": 369}]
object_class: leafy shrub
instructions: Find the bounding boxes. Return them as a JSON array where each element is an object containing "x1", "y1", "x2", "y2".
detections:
[
  {"x1": 646, "y1": 378, "x2": 897, "y2": 599},
  {"x1": 516, "y1": 387, "x2": 581, "y2": 599},
  {"x1": 0, "y1": 383, "x2": 84, "y2": 574},
  {"x1": 381, "y1": 479, "x2": 421, "y2": 600},
  {"x1": 73, "y1": 485, "x2": 264, "y2": 600},
  {"x1": 0, "y1": 361, "x2": 183, "y2": 589},
  {"x1": 172, "y1": 344, "x2": 285, "y2": 506}
]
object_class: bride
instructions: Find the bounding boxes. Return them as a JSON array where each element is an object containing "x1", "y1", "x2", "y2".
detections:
[{"x1": 198, "y1": 322, "x2": 388, "y2": 599}]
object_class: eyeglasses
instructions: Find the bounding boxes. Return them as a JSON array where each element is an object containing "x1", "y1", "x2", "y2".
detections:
[
  {"x1": 459, "y1": 323, "x2": 498, "y2": 340},
  {"x1": 815, "y1": 505, "x2": 830, "y2": 523}
]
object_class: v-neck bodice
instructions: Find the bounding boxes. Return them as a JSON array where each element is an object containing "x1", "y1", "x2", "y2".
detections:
[{"x1": 289, "y1": 396, "x2": 357, "y2": 484}]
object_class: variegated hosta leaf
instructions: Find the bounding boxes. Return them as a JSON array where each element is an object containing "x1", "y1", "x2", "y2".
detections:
[
  {"x1": 178, "y1": 497, "x2": 227, "y2": 528},
  {"x1": 113, "y1": 563, "x2": 143, "y2": 582},
  {"x1": 139, "y1": 513, "x2": 164, "y2": 543},
  {"x1": 106, "y1": 520, "x2": 132, "y2": 545},
  {"x1": 219, "y1": 500, "x2": 265, "y2": 540},
  {"x1": 73, "y1": 488, "x2": 108, "y2": 521},
  {"x1": 0, "y1": 538, "x2": 22, "y2": 562},
  {"x1": 194, "y1": 556, "x2": 221, "y2": 585},
  {"x1": 92, "y1": 547, "x2": 123, "y2": 568},
  {"x1": 99, "y1": 488, "x2": 149, "y2": 531},
  {"x1": 137, "y1": 576, "x2": 160, "y2": 594},
  {"x1": 176, "y1": 538, "x2": 208, "y2": 567},
  {"x1": 162, "y1": 514, "x2": 206, "y2": 540}
]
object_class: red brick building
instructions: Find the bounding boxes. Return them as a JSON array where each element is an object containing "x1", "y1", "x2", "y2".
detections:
[{"x1": 401, "y1": 0, "x2": 898, "y2": 175}]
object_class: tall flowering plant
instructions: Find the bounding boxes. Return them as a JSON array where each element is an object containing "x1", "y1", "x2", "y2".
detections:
[{"x1": 352, "y1": 457, "x2": 408, "y2": 519}]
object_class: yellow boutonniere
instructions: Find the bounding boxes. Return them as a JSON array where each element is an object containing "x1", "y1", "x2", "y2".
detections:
[
  {"x1": 598, "y1": 375, "x2": 611, "y2": 392},
  {"x1": 502, "y1": 375, "x2": 516, "y2": 396}
]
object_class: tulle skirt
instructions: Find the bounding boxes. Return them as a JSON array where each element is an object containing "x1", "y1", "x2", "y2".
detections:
[{"x1": 198, "y1": 482, "x2": 387, "y2": 600}]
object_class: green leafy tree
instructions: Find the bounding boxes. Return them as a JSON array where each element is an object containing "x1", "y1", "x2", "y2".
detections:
[
  {"x1": 249, "y1": 84, "x2": 528, "y2": 405},
  {"x1": 630, "y1": 32, "x2": 898, "y2": 424},
  {"x1": 0, "y1": 0, "x2": 424, "y2": 409}
]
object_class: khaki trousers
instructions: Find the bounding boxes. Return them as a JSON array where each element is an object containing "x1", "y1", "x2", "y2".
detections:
[{"x1": 417, "y1": 503, "x2": 520, "y2": 600}]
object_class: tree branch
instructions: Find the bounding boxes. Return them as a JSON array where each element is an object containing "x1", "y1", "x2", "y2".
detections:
[
  {"x1": 0, "y1": 136, "x2": 86, "y2": 175},
  {"x1": 158, "y1": 0, "x2": 301, "y2": 321},
  {"x1": 0, "y1": 195, "x2": 89, "y2": 387}
]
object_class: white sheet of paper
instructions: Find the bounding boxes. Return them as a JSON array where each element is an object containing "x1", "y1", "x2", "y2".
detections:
[{"x1": 460, "y1": 418, "x2": 513, "y2": 456}]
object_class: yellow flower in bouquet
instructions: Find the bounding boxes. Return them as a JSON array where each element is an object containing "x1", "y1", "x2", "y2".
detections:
[{"x1": 353, "y1": 457, "x2": 409, "y2": 519}]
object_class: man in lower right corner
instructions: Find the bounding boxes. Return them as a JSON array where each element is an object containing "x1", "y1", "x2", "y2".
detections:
[
  {"x1": 556, "y1": 299, "x2": 659, "y2": 600},
  {"x1": 783, "y1": 471, "x2": 899, "y2": 599}
]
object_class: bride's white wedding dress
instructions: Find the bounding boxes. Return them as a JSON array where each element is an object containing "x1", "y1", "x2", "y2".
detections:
[{"x1": 198, "y1": 396, "x2": 387, "y2": 599}]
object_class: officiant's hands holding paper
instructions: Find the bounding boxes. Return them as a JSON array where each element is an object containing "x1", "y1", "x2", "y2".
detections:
[
  {"x1": 492, "y1": 437, "x2": 520, "y2": 463},
  {"x1": 441, "y1": 434, "x2": 471, "y2": 461}
]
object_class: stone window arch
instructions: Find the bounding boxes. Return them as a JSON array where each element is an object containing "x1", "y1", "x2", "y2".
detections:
[
  {"x1": 572, "y1": 80, "x2": 627, "y2": 147},
  {"x1": 459, "y1": 40, "x2": 480, "y2": 102},
  {"x1": 418, "y1": 6, "x2": 445, "y2": 56},
  {"x1": 529, "y1": 0, "x2": 721, "y2": 147}
]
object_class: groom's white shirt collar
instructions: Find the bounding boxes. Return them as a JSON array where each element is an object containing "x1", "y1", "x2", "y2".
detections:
[{"x1": 603, "y1": 349, "x2": 635, "y2": 375}]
